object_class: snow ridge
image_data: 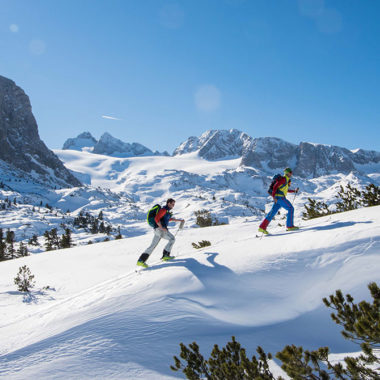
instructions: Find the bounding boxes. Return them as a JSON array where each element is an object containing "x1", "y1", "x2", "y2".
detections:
[{"x1": 0, "y1": 206, "x2": 379, "y2": 378}]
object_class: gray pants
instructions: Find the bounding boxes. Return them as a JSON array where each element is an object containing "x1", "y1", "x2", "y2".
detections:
[{"x1": 143, "y1": 228, "x2": 175, "y2": 256}]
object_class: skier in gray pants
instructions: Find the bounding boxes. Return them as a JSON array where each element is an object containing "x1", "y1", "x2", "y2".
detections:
[{"x1": 137, "y1": 198, "x2": 184, "y2": 268}]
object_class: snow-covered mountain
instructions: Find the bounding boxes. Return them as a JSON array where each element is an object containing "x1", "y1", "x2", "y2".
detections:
[
  {"x1": 63, "y1": 131, "x2": 169, "y2": 158},
  {"x1": 173, "y1": 129, "x2": 253, "y2": 160},
  {"x1": 92, "y1": 132, "x2": 153, "y2": 157},
  {"x1": 62, "y1": 131, "x2": 97, "y2": 152},
  {"x1": 240, "y1": 137, "x2": 298, "y2": 171},
  {"x1": 0, "y1": 75, "x2": 81, "y2": 188},
  {"x1": 241, "y1": 138, "x2": 380, "y2": 178},
  {"x1": 175, "y1": 129, "x2": 380, "y2": 178},
  {"x1": 1, "y1": 206, "x2": 379, "y2": 378},
  {"x1": 1, "y1": 80, "x2": 380, "y2": 379},
  {"x1": 1, "y1": 120, "x2": 380, "y2": 256}
]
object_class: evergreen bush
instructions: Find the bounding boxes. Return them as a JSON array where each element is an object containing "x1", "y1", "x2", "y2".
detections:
[
  {"x1": 303, "y1": 198, "x2": 332, "y2": 220},
  {"x1": 195, "y1": 210, "x2": 226, "y2": 227},
  {"x1": 192, "y1": 240, "x2": 211, "y2": 249},
  {"x1": 361, "y1": 184, "x2": 380, "y2": 207},
  {"x1": 303, "y1": 183, "x2": 380, "y2": 220},
  {"x1": 14, "y1": 265, "x2": 35, "y2": 292},
  {"x1": 171, "y1": 282, "x2": 380, "y2": 379},
  {"x1": 335, "y1": 184, "x2": 362, "y2": 212},
  {"x1": 195, "y1": 209, "x2": 213, "y2": 227}
]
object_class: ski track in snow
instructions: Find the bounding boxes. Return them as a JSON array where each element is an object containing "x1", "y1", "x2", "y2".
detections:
[{"x1": 0, "y1": 206, "x2": 380, "y2": 379}]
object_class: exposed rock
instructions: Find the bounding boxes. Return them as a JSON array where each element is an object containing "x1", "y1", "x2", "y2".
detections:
[
  {"x1": 92, "y1": 132, "x2": 154, "y2": 157},
  {"x1": 174, "y1": 128, "x2": 380, "y2": 178},
  {"x1": 63, "y1": 132, "x2": 97, "y2": 151},
  {"x1": 0, "y1": 75, "x2": 81, "y2": 188},
  {"x1": 241, "y1": 137, "x2": 297, "y2": 170},
  {"x1": 174, "y1": 129, "x2": 252, "y2": 160}
]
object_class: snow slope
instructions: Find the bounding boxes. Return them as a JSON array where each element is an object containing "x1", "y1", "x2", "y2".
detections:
[{"x1": 1, "y1": 206, "x2": 379, "y2": 379}]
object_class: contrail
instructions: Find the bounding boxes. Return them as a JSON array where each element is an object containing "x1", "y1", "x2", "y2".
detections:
[{"x1": 102, "y1": 115, "x2": 122, "y2": 120}]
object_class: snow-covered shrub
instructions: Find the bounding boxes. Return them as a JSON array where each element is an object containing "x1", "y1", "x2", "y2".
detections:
[
  {"x1": 172, "y1": 282, "x2": 380, "y2": 379},
  {"x1": 194, "y1": 209, "x2": 213, "y2": 227},
  {"x1": 14, "y1": 265, "x2": 35, "y2": 292},
  {"x1": 303, "y1": 198, "x2": 332, "y2": 220},
  {"x1": 192, "y1": 240, "x2": 211, "y2": 249},
  {"x1": 194, "y1": 210, "x2": 227, "y2": 227}
]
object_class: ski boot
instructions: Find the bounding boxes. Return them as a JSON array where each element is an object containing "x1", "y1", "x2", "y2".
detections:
[
  {"x1": 258, "y1": 227, "x2": 269, "y2": 235},
  {"x1": 137, "y1": 253, "x2": 149, "y2": 268},
  {"x1": 161, "y1": 249, "x2": 175, "y2": 261}
]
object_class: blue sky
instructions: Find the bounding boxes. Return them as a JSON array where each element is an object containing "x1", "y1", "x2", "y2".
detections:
[{"x1": 1, "y1": 0, "x2": 379, "y2": 153}]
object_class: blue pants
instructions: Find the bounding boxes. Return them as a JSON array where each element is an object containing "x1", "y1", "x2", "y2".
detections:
[{"x1": 264, "y1": 197, "x2": 294, "y2": 228}]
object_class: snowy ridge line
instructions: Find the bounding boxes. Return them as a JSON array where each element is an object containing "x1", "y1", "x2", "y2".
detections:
[
  {"x1": 0, "y1": 206, "x2": 379, "y2": 378},
  {"x1": 0, "y1": 237, "x2": 215, "y2": 333},
  {"x1": 0, "y1": 271, "x2": 134, "y2": 331},
  {"x1": 0, "y1": 244, "x2": 217, "y2": 356}
]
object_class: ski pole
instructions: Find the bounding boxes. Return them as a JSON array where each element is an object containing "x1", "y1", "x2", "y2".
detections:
[
  {"x1": 293, "y1": 188, "x2": 299, "y2": 203},
  {"x1": 174, "y1": 220, "x2": 185, "y2": 237}
]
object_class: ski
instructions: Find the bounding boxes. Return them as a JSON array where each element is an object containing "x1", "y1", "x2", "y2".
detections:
[
  {"x1": 135, "y1": 256, "x2": 177, "y2": 273},
  {"x1": 255, "y1": 228, "x2": 301, "y2": 238}
]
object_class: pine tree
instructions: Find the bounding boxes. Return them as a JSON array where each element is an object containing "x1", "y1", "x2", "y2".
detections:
[
  {"x1": 0, "y1": 228, "x2": 6, "y2": 261},
  {"x1": 17, "y1": 242, "x2": 29, "y2": 257},
  {"x1": 303, "y1": 198, "x2": 332, "y2": 220},
  {"x1": 98, "y1": 210, "x2": 103, "y2": 220},
  {"x1": 5, "y1": 230, "x2": 15, "y2": 259},
  {"x1": 172, "y1": 282, "x2": 380, "y2": 380},
  {"x1": 60, "y1": 228, "x2": 73, "y2": 248},
  {"x1": 361, "y1": 184, "x2": 380, "y2": 207},
  {"x1": 90, "y1": 220, "x2": 99, "y2": 234},
  {"x1": 171, "y1": 336, "x2": 275, "y2": 380},
  {"x1": 28, "y1": 234, "x2": 39, "y2": 246},
  {"x1": 194, "y1": 210, "x2": 213, "y2": 227},
  {"x1": 336, "y1": 184, "x2": 362, "y2": 212},
  {"x1": 50, "y1": 228, "x2": 60, "y2": 249},
  {"x1": 99, "y1": 221, "x2": 106, "y2": 233},
  {"x1": 14, "y1": 265, "x2": 35, "y2": 292},
  {"x1": 115, "y1": 226, "x2": 122, "y2": 240},
  {"x1": 44, "y1": 230, "x2": 53, "y2": 251}
]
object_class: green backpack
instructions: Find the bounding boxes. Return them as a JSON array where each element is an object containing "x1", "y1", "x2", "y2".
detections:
[{"x1": 147, "y1": 204, "x2": 161, "y2": 227}]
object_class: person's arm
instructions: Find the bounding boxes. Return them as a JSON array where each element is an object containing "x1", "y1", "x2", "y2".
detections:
[
  {"x1": 170, "y1": 217, "x2": 184, "y2": 222},
  {"x1": 155, "y1": 209, "x2": 168, "y2": 231}
]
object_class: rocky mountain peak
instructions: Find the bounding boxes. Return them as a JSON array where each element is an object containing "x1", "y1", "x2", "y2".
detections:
[
  {"x1": 62, "y1": 132, "x2": 98, "y2": 151},
  {"x1": 92, "y1": 132, "x2": 154, "y2": 157},
  {"x1": 174, "y1": 128, "x2": 253, "y2": 160},
  {"x1": 174, "y1": 128, "x2": 380, "y2": 177},
  {"x1": 241, "y1": 138, "x2": 380, "y2": 177},
  {"x1": 0, "y1": 75, "x2": 81, "y2": 188},
  {"x1": 241, "y1": 137, "x2": 298, "y2": 170}
]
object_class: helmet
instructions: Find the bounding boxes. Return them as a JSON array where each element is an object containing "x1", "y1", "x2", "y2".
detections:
[{"x1": 284, "y1": 167, "x2": 293, "y2": 174}]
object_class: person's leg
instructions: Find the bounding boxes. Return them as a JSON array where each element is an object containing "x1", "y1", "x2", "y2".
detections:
[
  {"x1": 137, "y1": 229, "x2": 162, "y2": 263},
  {"x1": 259, "y1": 201, "x2": 281, "y2": 230},
  {"x1": 161, "y1": 230, "x2": 175, "y2": 257},
  {"x1": 277, "y1": 197, "x2": 294, "y2": 228}
]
